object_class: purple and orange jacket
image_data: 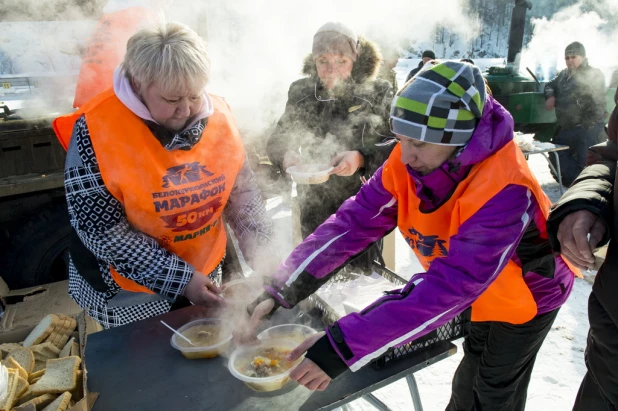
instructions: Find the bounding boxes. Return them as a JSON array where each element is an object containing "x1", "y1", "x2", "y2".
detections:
[{"x1": 260, "y1": 95, "x2": 577, "y2": 376}]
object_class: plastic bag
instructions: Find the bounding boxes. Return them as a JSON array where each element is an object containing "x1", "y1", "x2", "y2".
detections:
[
  {"x1": 316, "y1": 272, "x2": 398, "y2": 316},
  {"x1": 514, "y1": 132, "x2": 535, "y2": 152},
  {"x1": 0, "y1": 364, "x2": 9, "y2": 406}
]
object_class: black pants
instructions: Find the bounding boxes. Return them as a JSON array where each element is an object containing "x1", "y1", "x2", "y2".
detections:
[
  {"x1": 446, "y1": 309, "x2": 559, "y2": 411},
  {"x1": 573, "y1": 292, "x2": 618, "y2": 410},
  {"x1": 574, "y1": 372, "x2": 617, "y2": 411},
  {"x1": 552, "y1": 123, "x2": 604, "y2": 186}
]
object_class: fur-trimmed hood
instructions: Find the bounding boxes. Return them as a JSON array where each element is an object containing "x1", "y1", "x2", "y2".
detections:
[{"x1": 301, "y1": 36, "x2": 383, "y2": 84}]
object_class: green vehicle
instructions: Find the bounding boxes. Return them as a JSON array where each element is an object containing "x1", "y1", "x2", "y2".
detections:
[{"x1": 483, "y1": 0, "x2": 616, "y2": 143}]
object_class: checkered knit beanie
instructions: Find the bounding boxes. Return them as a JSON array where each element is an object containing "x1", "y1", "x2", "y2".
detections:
[{"x1": 390, "y1": 61, "x2": 486, "y2": 146}]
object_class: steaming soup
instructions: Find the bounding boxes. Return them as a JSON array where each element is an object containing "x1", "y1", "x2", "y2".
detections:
[
  {"x1": 236, "y1": 347, "x2": 298, "y2": 378},
  {"x1": 177, "y1": 323, "x2": 223, "y2": 348}
]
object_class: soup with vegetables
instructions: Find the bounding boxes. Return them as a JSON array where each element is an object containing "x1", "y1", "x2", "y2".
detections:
[{"x1": 236, "y1": 347, "x2": 297, "y2": 378}]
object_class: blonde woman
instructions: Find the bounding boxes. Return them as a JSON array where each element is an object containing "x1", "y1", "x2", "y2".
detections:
[{"x1": 54, "y1": 22, "x2": 273, "y2": 328}]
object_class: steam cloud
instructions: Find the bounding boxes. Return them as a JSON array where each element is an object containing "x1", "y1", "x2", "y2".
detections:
[{"x1": 522, "y1": 1, "x2": 618, "y2": 84}]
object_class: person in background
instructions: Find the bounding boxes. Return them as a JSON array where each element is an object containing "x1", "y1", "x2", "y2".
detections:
[
  {"x1": 54, "y1": 22, "x2": 273, "y2": 328},
  {"x1": 265, "y1": 22, "x2": 394, "y2": 241},
  {"x1": 544, "y1": 41, "x2": 607, "y2": 186},
  {"x1": 404, "y1": 49, "x2": 436, "y2": 82},
  {"x1": 547, "y1": 89, "x2": 618, "y2": 410},
  {"x1": 460, "y1": 58, "x2": 475, "y2": 65},
  {"x1": 247, "y1": 62, "x2": 578, "y2": 410}
]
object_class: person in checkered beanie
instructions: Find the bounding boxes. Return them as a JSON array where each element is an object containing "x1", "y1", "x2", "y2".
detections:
[{"x1": 245, "y1": 62, "x2": 578, "y2": 409}]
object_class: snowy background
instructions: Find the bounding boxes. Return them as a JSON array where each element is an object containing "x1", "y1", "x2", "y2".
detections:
[
  {"x1": 0, "y1": 1, "x2": 608, "y2": 408},
  {"x1": 1, "y1": 0, "x2": 617, "y2": 141}
]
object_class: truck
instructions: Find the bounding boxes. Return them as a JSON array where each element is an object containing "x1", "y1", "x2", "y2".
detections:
[
  {"x1": 0, "y1": 0, "x2": 104, "y2": 289},
  {"x1": 0, "y1": 76, "x2": 75, "y2": 289}
]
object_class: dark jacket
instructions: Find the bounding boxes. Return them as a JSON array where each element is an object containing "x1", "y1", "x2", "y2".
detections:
[
  {"x1": 405, "y1": 60, "x2": 424, "y2": 83},
  {"x1": 266, "y1": 37, "x2": 395, "y2": 235},
  {"x1": 547, "y1": 89, "x2": 618, "y2": 405},
  {"x1": 544, "y1": 60, "x2": 606, "y2": 129}
]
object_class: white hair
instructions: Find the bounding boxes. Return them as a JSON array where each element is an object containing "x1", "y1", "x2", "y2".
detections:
[{"x1": 122, "y1": 22, "x2": 210, "y2": 95}]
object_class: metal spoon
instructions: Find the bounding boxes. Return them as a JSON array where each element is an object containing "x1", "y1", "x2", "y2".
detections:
[{"x1": 160, "y1": 320, "x2": 196, "y2": 346}]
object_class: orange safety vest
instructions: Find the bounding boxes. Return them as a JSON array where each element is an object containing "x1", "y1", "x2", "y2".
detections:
[
  {"x1": 73, "y1": 6, "x2": 157, "y2": 108},
  {"x1": 54, "y1": 89, "x2": 245, "y2": 294},
  {"x1": 382, "y1": 141, "x2": 577, "y2": 324}
]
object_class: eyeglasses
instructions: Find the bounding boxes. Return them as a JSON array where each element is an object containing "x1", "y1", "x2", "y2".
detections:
[{"x1": 565, "y1": 55, "x2": 579, "y2": 60}]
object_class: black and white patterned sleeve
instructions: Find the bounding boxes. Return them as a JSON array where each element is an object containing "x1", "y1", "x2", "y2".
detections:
[
  {"x1": 223, "y1": 156, "x2": 274, "y2": 270},
  {"x1": 64, "y1": 116, "x2": 194, "y2": 299}
]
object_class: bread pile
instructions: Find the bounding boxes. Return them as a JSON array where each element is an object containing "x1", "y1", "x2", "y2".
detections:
[{"x1": 0, "y1": 314, "x2": 82, "y2": 411}]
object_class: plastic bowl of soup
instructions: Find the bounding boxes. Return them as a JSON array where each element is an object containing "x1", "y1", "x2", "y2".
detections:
[
  {"x1": 286, "y1": 164, "x2": 333, "y2": 185},
  {"x1": 222, "y1": 278, "x2": 263, "y2": 307},
  {"x1": 228, "y1": 339, "x2": 303, "y2": 392},
  {"x1": 257, "y1": 324, "x2": 317, "y2": 344},
  {"x1": 170, "y1": 318, "x2": 232, "y2": 359}
]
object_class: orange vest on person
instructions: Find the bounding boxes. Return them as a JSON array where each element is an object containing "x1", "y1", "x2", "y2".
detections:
[
  {"x1": 382, "y1": 141, "x2": 577, "y2": 324},
  {"x1": 73, "y1": 6, "x2": 157, "y2": 108},
  {"x1": 54, "y1": 89, "x2": 245, "y2": 294}
]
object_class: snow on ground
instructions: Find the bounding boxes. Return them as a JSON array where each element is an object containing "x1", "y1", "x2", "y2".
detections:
[{"x1": 263, "y1": 153, "x2": 593, "y2": 410}]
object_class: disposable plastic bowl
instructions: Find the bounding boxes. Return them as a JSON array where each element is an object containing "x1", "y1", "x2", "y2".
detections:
[
  {"x1": 228, "y1": 339, "x2": 303, "y2": 392},
  {"x1": 170, "y1": 318, "x2": 232, "y2": 359},
  {"x1": 222, "y1": 278, "x2": 263, "y2": 307},
  {"x1": 286, "y1": 164, "x2": 333, "y2": 185},
  {"x1": 257, "y1": 324, "x2": 318, "y2": 344}
]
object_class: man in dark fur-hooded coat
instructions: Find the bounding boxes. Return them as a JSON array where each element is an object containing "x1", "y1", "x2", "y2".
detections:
[{"x1": 266, "y1": 22, "x2": 395, "y2": 238}]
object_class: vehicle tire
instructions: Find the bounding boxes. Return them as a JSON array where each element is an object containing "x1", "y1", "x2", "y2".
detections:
[{"x1": 0, "y1": 203, "x2": 70, "y2": 289}]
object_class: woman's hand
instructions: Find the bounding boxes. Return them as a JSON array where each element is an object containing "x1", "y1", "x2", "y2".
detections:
[
  {"x1": 182, "y1": 273, "x2": 225, "y2": 307},
  {"x1": 232, "y1": 298, "x2": 275, "y2": 345},
  {"x1": 288, "y1": 332, "x2": 331, "y2": 391},
  {"x1": 283, "y1": 151, "x2": 302, "y2": 171},
  {"x1": 329, "y1": 151, "x2": 364, "y2": 177},
  {"x1": 545, "y1": 96, "x2": 556, "y2": 111},
  {"x1": 557, "y1": 210, "x2": 606, "y2": 269}
]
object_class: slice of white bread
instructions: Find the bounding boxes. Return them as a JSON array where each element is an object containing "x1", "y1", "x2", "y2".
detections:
[
  {"x1": 44, "y1": 315, "x2": 77, "y2": 349},
  {"x1": 16, "y1": 386, "x2": 35, "y2": 405},
  {"x1": 70, "y1": 341, "x2": 79, "y2": 357},
  {"x1": 23, "y1": 315, "x2": 60, "y2": 348},
  {"x1": 0, "y1": 343, "x2": 23, "y2": 356},
  {"x1": 33, "y1": 360, "x2": 47, "y2": 373},
  {"x1": 30, "y1": 343, "x2": 60, "y2": 360},
  {"x1": 58, "y1": 338, "x2": 74, "y2": 359},
  {"x1": 69, "y1": 371, "x2": 83, "y2": 402},
  {"x1": 16, "y1": 375, "x2": 29, "y2": 397},
  {"x1": 45, "y1": 333, "x2": 71, "y2": 351},
  {"x1": 13, "y1": 403, "x2": 36, "y2": 411},
  {"x1": 30, "y1": 357, "x2": 81, "y2": 395},
  {"x1": 0, "y1": 369, "x2": 19, "y2": 411},
  {"x1": 5, "y1": 347, "x2": 35, "y2": 374},
  {"x1": 41, "y1": 392, "x2": 72, "y2": 411},
  {"x1": 5, "y1": 356, "x2": 28, "y2": 380},
  {"x1": 16, "y1": 393, "x2": 57, "y2": 410},
  {"x1": 55, "y1": 315, "x2": 77, "y2": 334},
  {"x1": 28, "y1": 369, "x2": 45, "y2": 384}
]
